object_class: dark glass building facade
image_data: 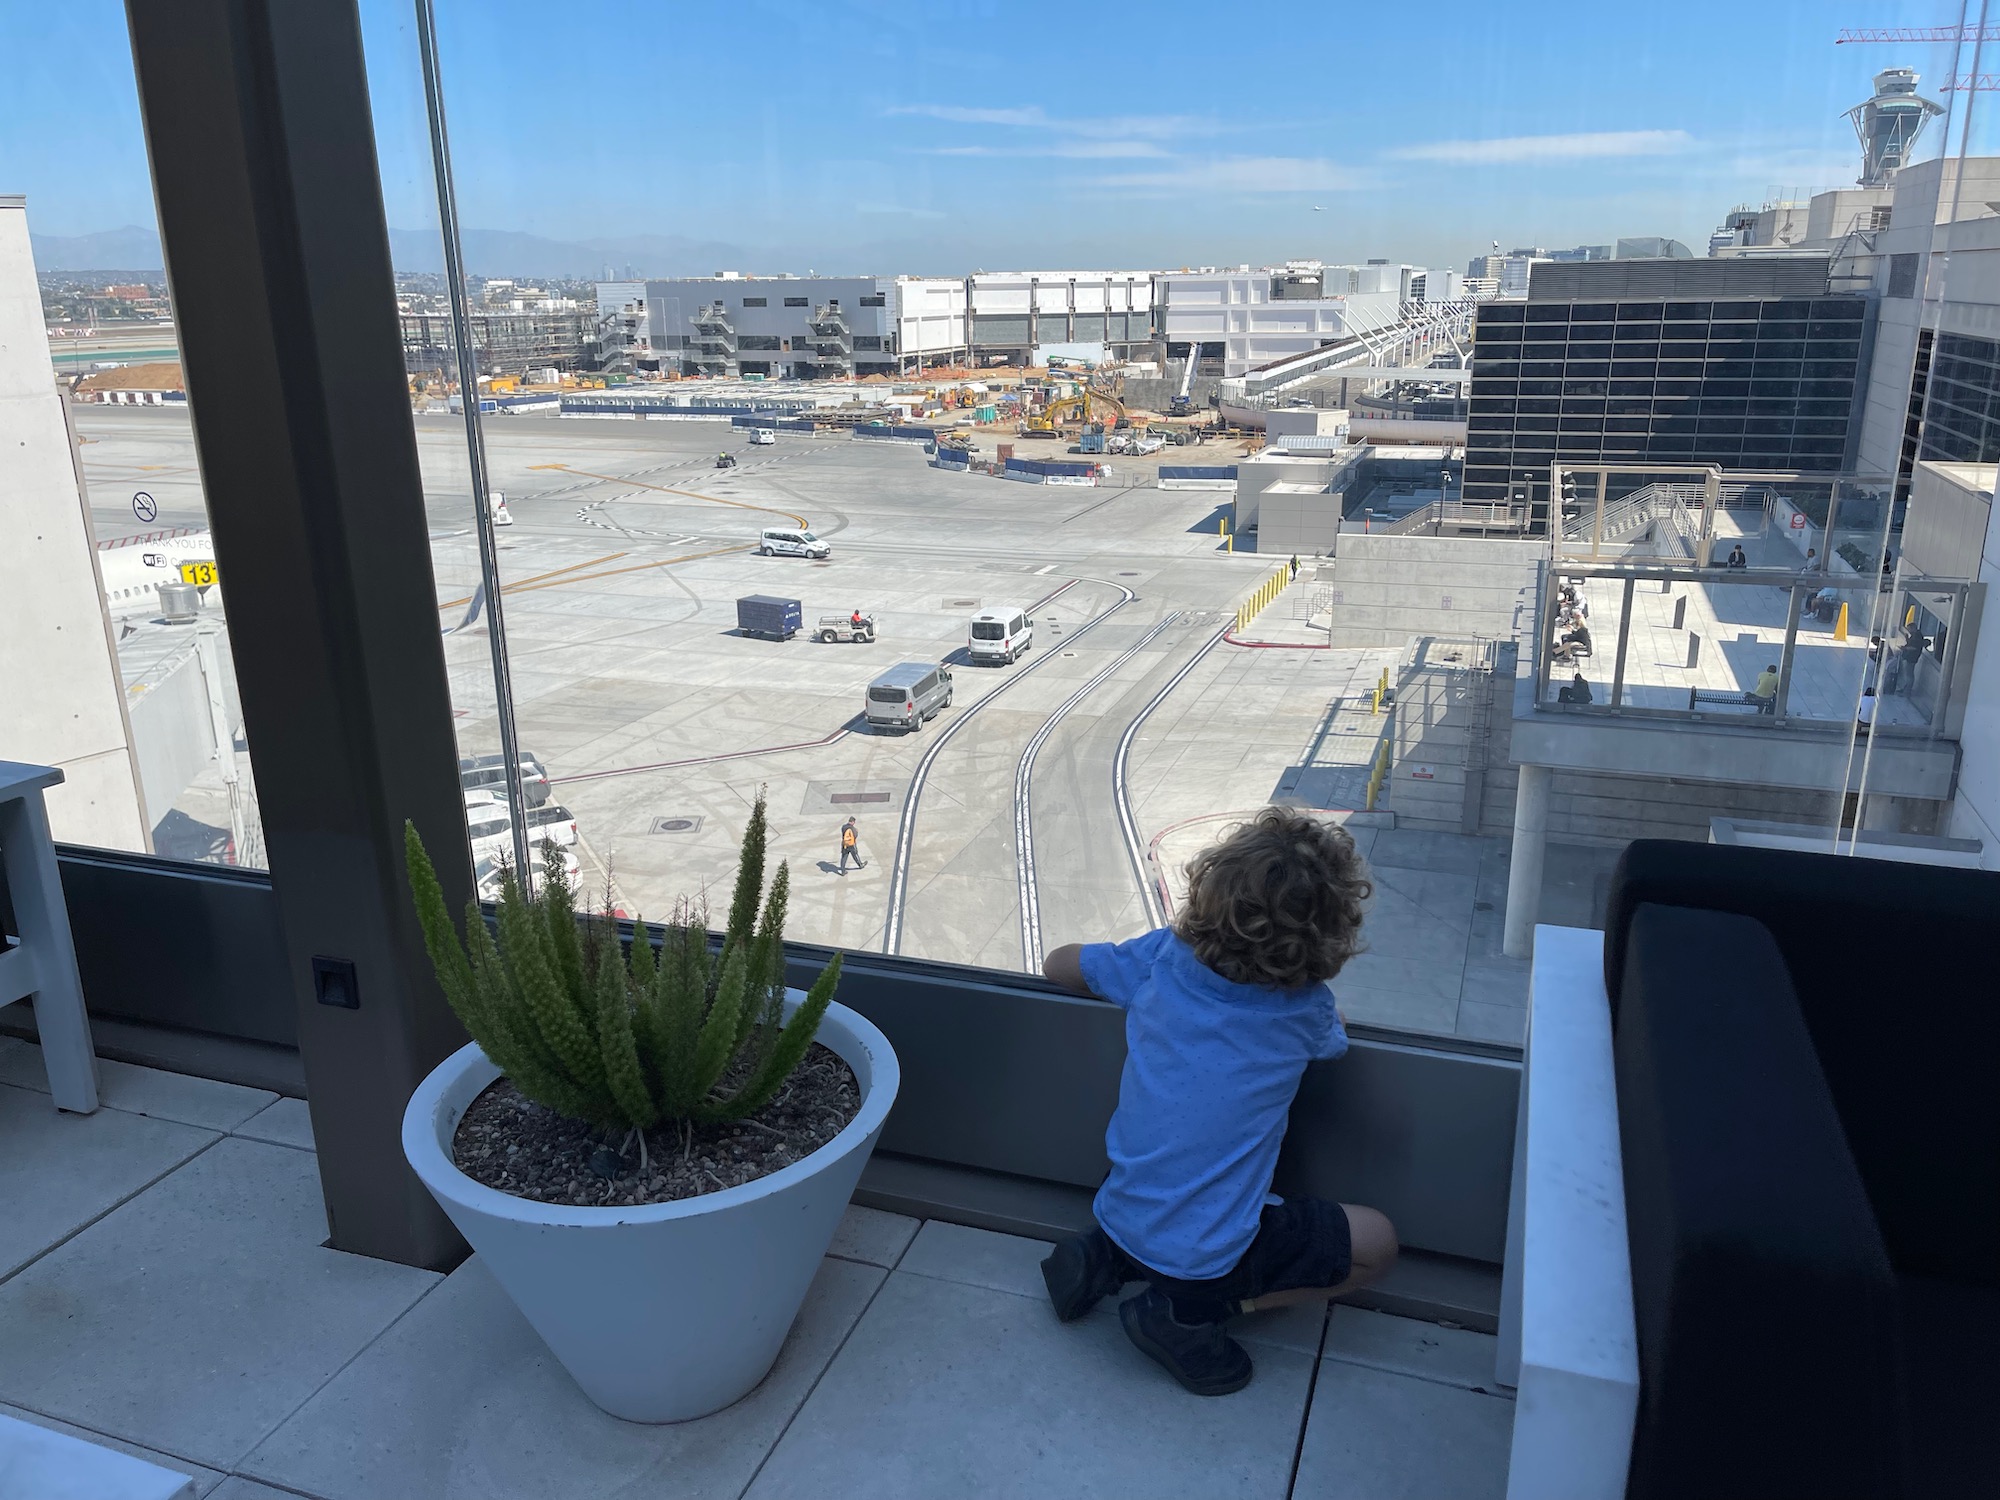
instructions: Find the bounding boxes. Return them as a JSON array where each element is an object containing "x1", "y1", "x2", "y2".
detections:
[
  {"x1": 1464, "y1": 292, "x2": 1869, "y2": 526},
  {"x1": 1915, "y1": 330, "x2": 2000, "y2": 462}
]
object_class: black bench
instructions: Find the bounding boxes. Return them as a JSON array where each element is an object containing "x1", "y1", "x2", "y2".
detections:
[{"x1": 1688, "y1": 687, "x2": 1768, "y2": 713}]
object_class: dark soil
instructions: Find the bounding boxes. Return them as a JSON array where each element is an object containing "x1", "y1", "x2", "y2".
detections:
[{"x1": 451, "y1": 1043, "x2": 860, "y2": 1209}]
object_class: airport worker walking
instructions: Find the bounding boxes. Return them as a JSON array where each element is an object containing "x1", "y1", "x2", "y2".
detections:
[{"x1": 839, "y1": 816, "x2": 864, "y2": 875}]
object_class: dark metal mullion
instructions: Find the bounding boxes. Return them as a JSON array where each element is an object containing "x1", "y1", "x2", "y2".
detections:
[
  {"x1": 1773, "y1": 585, "x2": 1804, "y2": 726},
  {"x1": 413, "y1": 0, "x2": 531, "y2": 880},
  {"x1": 1609, "y1": 576, "x2": 1635, "y2": 708},
  {"x1": 126, "y1": 0, "x2": 474, "y2": 1269}
]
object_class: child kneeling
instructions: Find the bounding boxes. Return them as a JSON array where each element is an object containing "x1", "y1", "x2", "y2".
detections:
[{"x1": 1039, "y1": 807, "x2": 1398, "y2": 1395}]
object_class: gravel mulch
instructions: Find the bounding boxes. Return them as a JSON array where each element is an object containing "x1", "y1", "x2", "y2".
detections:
[{"x1": 451, "y1": 1042, "x2": 861, "y2": 1209}]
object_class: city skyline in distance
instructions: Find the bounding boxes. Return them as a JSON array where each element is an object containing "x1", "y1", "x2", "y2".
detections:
[{"x1": 7, "y1": 0, "x2": 1993, "y2": 279}]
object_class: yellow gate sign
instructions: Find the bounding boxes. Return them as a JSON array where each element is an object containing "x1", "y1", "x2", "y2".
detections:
[{"x1": 178, "y1": 560, "x2": 218, "y2": 587}]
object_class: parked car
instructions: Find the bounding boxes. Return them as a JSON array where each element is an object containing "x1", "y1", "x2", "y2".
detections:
[
  {"x1": 474, "y1": 846, "x2": 579, "y2": 901},
  {"x1": 968, "y1": 605, "x2": 1032, "y2": 665},
  {"x1": 526, "y1": 801, "x2": 579, "y2": 849},
  {"x1": 748, "y1": 428, "x2": 776, "y2": 445},
  {"x1": 816, "y1": 613, "x2": 876, "y2": 643},
  {"x1": 463, "y1": 791, "x2": 579, "y2": 856},
  {"x1": 758, "y1": 527, "x2": 830, "y2": 559},
  {"x1": 864, "y1": 661, "x2": 954, "y2": 732},
  {"x1": 459, "y1": 751, "x2": 551, "y2": 809},
  {"x1": 737, "y1": 594, "x2": 803, "y2": 640},
  {"x1": 464, "y1": 791, "x2": 511, "y2": 859}
]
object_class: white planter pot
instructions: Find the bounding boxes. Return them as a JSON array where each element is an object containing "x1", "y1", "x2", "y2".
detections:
[{"x1": 402, "y1": 992, "x2": 898, "y2": 1423}]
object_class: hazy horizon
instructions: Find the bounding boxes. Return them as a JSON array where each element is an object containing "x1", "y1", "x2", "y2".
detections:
[{"x1": 9, "y1": 0, "x2": 1993, "y2": 280}]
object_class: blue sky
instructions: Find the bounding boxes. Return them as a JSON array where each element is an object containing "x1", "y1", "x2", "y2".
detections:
[{"x1": 6, "y1": 0, "x2": 1998, "y2": 274}]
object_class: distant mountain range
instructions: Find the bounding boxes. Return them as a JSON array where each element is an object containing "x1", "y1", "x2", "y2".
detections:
[
  {"x1": 30, "y1": 226, "x2": 167, "y2": 273},
  {"x1": 30, "y1": 224, "x2": 755, "y2": 280},
  {"x1": 386, "y1": 228, "x2": 753, "y2": 279}
]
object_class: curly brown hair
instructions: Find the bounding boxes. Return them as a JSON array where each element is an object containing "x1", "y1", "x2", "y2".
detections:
[{"x1": 1173, "y1": 807, "x2": 1372, "y2": 989}]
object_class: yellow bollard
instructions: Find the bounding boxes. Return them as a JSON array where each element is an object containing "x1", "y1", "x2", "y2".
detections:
[
  {"x1": 1227, "y1": 533, "x2": 1234, "y2": 553},
  {"x1": 1834, "y1": 601, "x2": 1849, "y2": 642}
]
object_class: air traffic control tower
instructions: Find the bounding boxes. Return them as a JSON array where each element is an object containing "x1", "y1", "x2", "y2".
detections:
[{"x1": 1847, "y1": 67, "x2": 1944, "y2": 187}]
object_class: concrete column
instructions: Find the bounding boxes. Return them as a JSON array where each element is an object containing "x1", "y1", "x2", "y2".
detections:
[
  {"x1": 1504, "y1": 763, "x2": 1553, "y2": 959},
  {"x1": 1861, "y1": 794, "x2": 1904, "y2": 834}
]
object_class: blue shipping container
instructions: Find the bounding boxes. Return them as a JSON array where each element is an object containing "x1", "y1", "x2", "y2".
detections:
[{"x1": 736, "y1": 595, "x2": 802, "y2": 641}]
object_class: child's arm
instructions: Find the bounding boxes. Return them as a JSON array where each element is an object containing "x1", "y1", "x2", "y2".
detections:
[{"x1": 1042, "y1": 943, "x2": 1092, "y2": 996}]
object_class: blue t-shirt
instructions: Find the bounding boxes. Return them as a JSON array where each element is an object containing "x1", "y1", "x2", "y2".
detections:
[{"x1": 1079, "y1": 927, "x2": 1348, "y2": 1281}]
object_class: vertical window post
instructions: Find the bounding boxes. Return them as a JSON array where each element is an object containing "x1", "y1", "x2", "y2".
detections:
[{"x1": 126, "y1": 0, "x2": 474, "y2": 1269}]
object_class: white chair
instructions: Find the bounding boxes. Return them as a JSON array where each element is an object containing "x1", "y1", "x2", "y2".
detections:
[{"x1": 0, "y1": 761, "x2": 100, "y2": 1113}]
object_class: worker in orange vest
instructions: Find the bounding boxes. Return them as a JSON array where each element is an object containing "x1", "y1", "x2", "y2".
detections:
[{"x1": 839, "y1": 816, "x2": 864, "y2": 875}]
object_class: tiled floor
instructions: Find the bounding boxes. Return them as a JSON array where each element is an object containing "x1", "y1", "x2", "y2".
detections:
[{"x1": 0, "y1": 1039, "x2": 1513, "y2": 1498}]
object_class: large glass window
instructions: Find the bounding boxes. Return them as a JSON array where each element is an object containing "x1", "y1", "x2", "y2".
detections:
[
  {"x1": 0, "y1": 5, "x2": 267, "y2": 869},
  {"x1": 261, "y1": 1, "x2": 2000, "y2": 1049}
]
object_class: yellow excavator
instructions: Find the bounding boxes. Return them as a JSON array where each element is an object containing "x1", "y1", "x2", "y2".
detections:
[{"x1": 1019, "y1": 386, "x2": 1127, "y2": 437}]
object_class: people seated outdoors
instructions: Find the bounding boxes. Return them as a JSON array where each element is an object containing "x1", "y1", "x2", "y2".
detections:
[
  {"x1": 1552, "y1": 620, "x2": 1593, "y2": 663},
  {"x1": 1857, "y1": 683, "x2": 1877, "y2": 735},
  {"x1": 1747, "y1": 663, "x2": 1779, "y2": 715},
  {"x1": 1812, "y1": 584, "x2": 1841, "y2": 623},
  {"x1": 1556, "y1": 672, "x2": 1593, "y2": 706},
  {"x1": 1725, "y1": 544, "x2": 1748, "y2": 569}
]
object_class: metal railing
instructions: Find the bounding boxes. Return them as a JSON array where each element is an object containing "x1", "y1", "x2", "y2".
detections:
[
  {"x1": 1383, "y1": 499, "x2": 1532, "y2": 536},
  {"x1": 1559, "y1": 481, "x2": 1704, "y2": 559}
]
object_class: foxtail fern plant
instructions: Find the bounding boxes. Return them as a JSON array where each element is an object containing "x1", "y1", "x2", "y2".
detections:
[{"x1": 405, "y1": 793, "x2": 842, "y2": 1130}]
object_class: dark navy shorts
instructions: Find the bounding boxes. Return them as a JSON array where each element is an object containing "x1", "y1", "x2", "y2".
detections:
[{"x1": 1121, "y1": 1197, "x2": 1353, "y2": 1323}]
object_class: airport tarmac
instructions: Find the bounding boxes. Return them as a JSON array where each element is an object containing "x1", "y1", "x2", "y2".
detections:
[{"x1": 76, "y1": 406, "x2": 1532, "y2": 1042}]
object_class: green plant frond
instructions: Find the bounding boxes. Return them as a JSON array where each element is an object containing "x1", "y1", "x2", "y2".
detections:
[
  {"x1": 596, "y1": 936, "x2": 657, "y2": 1128},
  {"x1": 537, "y1": 841, "x2": 592, "y2": 1032},
  {"x1": 722, "y1": 794, "x2": 768, "y2": 950},
  {"x1": 402, "y1": 793, "x2": 839, "y2": 1134},
  {"x1": 692, "y1": 944, "x2": 748, "y2": 1103},
  {"x1": 715, "y1": 952, "x2": 843, "y2": 1122},
  {"x1": 628, "y1": 916, "x2": 657, "y2": 990},
  {"x1": 404, "y1": 823, "x2": 477, "y2": 1012},
  {"x1": 497, "y1": 866, "x2": 608, "y2": 1103}
]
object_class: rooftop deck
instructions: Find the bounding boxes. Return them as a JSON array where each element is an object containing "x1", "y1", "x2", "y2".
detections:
[{"x1": 0, "y1": 1034, "x2": 1514, "y2": 1498}]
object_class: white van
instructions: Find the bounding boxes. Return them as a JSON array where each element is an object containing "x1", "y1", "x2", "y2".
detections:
[
  {"x1": 749, "y1": 428, "x2": 776, "y2": 445},
  {"x1": 759, "y1": 527, "x2": 830, "y2": 559},
  {"x1": 968, "y1": 606, "x2": 1032, "y2": 665}
]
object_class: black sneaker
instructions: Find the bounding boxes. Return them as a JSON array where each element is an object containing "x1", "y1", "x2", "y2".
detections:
[
  {"x1": 1039, "y1": 1228, "x2": 1132, "y2": 1323},
  {"x1": 1118, "y1": 1287, "x2": 1254, "y2": 1396}
]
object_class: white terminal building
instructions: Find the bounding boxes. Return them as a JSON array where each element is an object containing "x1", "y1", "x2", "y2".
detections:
[
  {"x1": 595, "y1": 274, "x2": 968, "y2": 379},
  {"x1": 596, "y1": 269, "x2": 1158, "y2": 377},
  {"x1": 1155, "y1": 261, "x2": 1461, "y2": 379},
  {"x1": 598, "y1": 262, "x2": 1464, "y2": 379}
]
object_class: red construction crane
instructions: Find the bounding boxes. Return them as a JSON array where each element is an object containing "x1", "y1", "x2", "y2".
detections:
[
  {"x1": 1836, "y1": 27, "x2": 2000, "y2": 44},
  {"x1": 1836, "y1": 27, "x2": 2000, "y2": 86}
]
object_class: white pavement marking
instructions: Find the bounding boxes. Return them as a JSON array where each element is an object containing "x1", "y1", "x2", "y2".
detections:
[
  {"x1": 881, "y1": 578, "x2": 1130, "y2": 956},
  {"x1": 1014, "y1": 608, "x2": 1177, "y2": 971},
  {"x1": 1114, "y1": 624, "x2": 1233, "y2": 930}
]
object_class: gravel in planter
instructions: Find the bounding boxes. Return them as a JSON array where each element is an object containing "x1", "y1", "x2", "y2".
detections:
[{"x1": 452, "y1": 1042, "x2": 861, "y2": 1209}]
